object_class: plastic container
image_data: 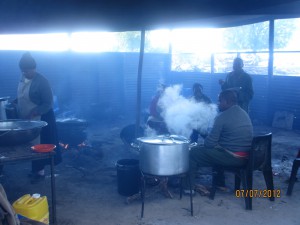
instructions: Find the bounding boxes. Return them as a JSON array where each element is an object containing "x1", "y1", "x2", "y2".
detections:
[
  {"x1": 116, "y1": 159, "x2": 140, "y2": 196},
  {"x1": 12, "y1": 193, "x2": 49, "y2": 224}
]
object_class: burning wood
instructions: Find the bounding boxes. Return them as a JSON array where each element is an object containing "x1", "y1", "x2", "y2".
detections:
[
  {"x1": 126, "y1": 178, "x2": 174, "y2": 204},
  {"x1": 59, "y1": 142, "x2": 69, "y2": 149},
  {"x1": 78, "y1": 142, "x2": 87, "y2": 147},
  {"x1": 59, "y1": 141, "x2": 90, "y2": 150},
  {"x1": 56, "y1": 118, "x2": 88, "y2": 146}
]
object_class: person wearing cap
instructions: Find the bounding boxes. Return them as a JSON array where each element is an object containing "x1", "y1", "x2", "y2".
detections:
[
  {"x1": 17, "y1": 52, "x2": 62, "y2": 183},
  {"x1": 219, "y1": 57, "x2": 253, "y2": 113}
]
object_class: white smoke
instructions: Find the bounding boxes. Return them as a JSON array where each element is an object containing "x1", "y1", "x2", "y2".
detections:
[
  {"x1": 158, "y1": 85, "x2": 218, "y2": 138},
  {"x1": 144, "y1": 125, "x2": 159, "y2": 137}
]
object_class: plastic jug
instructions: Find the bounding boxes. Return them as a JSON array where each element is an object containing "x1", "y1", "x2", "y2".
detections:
[{"x1": 12, "y1": 193, "x2": 49, "y2": 224}]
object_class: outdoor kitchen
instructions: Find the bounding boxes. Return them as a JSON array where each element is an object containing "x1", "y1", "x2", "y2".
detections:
[
  {"x1": 0, "y1": 43, "x2": 299, "y2": 224},
  {"x1": 0, "y1": 1, "x2": 300, "y2": 225},
  {"x1": 1, "y1": 116, "x2": 300, "y2": 225}
]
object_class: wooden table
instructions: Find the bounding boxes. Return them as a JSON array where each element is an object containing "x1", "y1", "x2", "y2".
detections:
[{"x1": 0, "y1": 143, "x2": 57, "y2": 225}]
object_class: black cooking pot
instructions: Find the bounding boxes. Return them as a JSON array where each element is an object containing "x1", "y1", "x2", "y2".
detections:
[{"x1": 56, "y1": 118, "x2": 88, "y2": 145}]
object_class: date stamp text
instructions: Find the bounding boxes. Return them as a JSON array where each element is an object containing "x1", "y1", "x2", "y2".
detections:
[{"x1": 235, "y1": 189, "x2": 281, "y2": 198}]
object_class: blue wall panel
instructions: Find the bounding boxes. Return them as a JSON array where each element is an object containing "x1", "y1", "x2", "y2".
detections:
[
  {"x1": 0, "y1": 51, "x2": 300, "y2": 130},
  {"x1": 269, "y1": 76, "x2": 300, "y2": 129}
]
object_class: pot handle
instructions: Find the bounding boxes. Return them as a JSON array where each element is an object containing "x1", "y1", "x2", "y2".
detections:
[
  {"x1": 130, "y1": 142, "x2": 140, "y2": 152},
  {"x1": 189, "y1": 142, "x2": 198, "y2": 150}
]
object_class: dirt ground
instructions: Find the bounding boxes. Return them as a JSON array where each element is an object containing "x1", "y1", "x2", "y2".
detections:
[{"x1": 2, "y1": 120, "x2": 300, "y2": 225}]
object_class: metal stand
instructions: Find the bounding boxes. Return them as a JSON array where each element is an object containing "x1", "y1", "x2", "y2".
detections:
[
  {"x1": 140, "y1": 172, "x2": 193, "y2": 218},
  {"x1": 287, "y1": 158, "x2": 300, "y2": 196},
  {"x1": 50, "y1": 155, "x2": 57, "y2": 225}
]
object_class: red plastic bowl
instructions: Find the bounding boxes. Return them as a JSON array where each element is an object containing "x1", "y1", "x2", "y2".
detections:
[{"x1": 31, "y1": 144, "x2": 56, "y2": 153}]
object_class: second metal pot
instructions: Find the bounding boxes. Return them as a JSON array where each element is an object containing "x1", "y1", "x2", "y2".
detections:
[{"x1": 136, "y1": 135, "x2": 190, "y2": 176}]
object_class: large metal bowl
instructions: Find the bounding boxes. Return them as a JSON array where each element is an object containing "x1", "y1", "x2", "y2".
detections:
[{"x1": 0, "y1": 120, "x2": 48, "y2": 146}]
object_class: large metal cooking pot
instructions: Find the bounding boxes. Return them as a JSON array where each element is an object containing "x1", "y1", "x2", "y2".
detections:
[
  {"x1": 136, "y1": 135, "x2": 190, "y2": 176},
  {"x1": 0, "y1": 119, "x2": 47, "y2": 146}
]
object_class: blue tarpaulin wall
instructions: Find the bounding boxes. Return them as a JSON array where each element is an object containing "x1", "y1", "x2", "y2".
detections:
[{"x1": 0, "y1": 51, "x2": 299, "y2": 129}]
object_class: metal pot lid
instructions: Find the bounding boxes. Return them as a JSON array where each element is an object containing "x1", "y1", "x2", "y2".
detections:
[
  {"x1": 0, "y1": 120, "x2": 47, "y2": 131},
  {"x1": 137, "y1": 135, "x2": 189, "y2": 145}
]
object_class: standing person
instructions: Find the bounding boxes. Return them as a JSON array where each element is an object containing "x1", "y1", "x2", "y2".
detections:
[
  {"x1": 183, "y1": 90, "x2": 253, "y2": 193},
  {"x1": 190, "y1": 83, "x2": 212, "y2": 143},
  {"x1": 17, "y1": 52, "x2": 62, "y2": 183},
  {"x1": 219, "y1": 57, "x2": 253, "y2": 113}
]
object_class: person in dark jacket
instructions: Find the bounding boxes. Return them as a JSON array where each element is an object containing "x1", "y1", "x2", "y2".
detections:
[
  {"x1": 17, "y1": 52, "x2": 62, "y2": 183},
  {"x1": 191, "y1": 83, "x2": 211, "y2": 104},
  {"x1": 190, "y1": 83, "x2": 212, "y2": 143},
  {"x1": 219, "y1": 57, "x2": 253, "y2": 113}
]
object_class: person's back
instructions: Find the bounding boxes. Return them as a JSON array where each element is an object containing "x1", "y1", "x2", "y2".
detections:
[
  {"x1": 205, "y1": 104, "x2": 253, "y2": 152},
  {"x1": 183, "y1": 89, "x2": 253, "y2": 192}
]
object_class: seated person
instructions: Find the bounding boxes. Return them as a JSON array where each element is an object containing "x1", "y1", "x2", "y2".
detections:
[
  {"x1": 191, "y1": 82, "x2": 211, "y2": 104},
  {"x1": 190, "y1": 83, "x2": 212, "y2": 143},
  {"x1": 147, "y1": 84, "x2": 168, "y2": 134},
  {"x1": 184, "y1": 90, "x2": 253, "y2": 193}
]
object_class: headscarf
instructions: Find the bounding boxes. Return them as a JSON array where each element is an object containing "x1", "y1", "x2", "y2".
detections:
[{"x1": 19, "y1": 52, "x2": 36, "y2": 70}]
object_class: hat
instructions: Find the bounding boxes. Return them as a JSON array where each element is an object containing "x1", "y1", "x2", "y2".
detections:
[{"x1": 19, "y1": 52, "x2": 36, "y2": 70}]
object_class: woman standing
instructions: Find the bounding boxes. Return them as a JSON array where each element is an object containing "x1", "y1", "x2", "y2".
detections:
[{"x1": 17, "y1": 52, "x2": 62, "y2": 183}]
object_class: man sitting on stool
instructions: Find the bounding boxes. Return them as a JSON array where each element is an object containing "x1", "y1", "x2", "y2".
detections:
[{"x1": 183, "y1": 90, "x2": 253, "y2": 194}]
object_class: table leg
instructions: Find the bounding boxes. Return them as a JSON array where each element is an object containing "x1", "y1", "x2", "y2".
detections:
[{"x1": 50, "y1": 155, "x2": 57, "y2": 225}]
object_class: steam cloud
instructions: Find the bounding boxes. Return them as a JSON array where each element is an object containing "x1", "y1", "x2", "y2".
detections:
[{"x1": 158, "y1": 85, "x2": 218, "y2": 138}]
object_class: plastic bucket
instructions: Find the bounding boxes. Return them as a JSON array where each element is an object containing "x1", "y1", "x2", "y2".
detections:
[{"x1": 116, "y1": 159, "x2": 140, "y2": 196}]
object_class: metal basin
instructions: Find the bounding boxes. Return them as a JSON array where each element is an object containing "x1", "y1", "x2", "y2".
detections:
[{"x1": 0, "y1": 120, "x2": 48, "y2": 146}]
